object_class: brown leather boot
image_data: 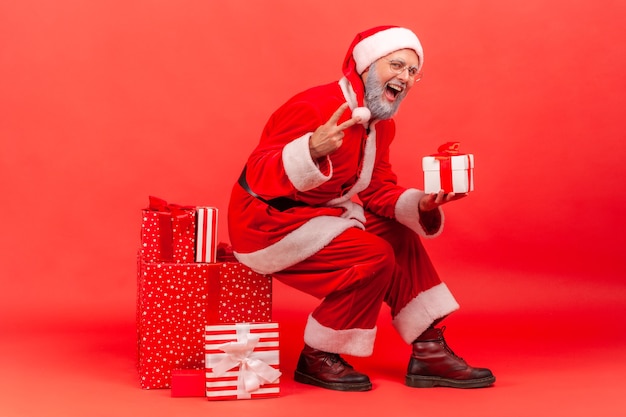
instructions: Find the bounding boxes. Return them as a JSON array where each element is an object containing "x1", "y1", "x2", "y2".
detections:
[
  {"x1": 294, "y1": 344, "x2": 372, "y2": 391},
  {"x1": 406, "y1": 326, "x2": 495, "y2": 388}
]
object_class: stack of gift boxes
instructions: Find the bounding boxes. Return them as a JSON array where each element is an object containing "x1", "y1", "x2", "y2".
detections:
[{"x1": 137, "y1": 196, "x2": 280, "y2": 400}]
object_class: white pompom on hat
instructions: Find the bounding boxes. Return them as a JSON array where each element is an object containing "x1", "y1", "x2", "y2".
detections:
[{"x1": 342, "y1": 25, "x2": 423, "y2": 124}]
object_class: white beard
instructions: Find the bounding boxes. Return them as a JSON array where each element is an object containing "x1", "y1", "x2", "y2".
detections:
[{"x1": 363, "y1": 64, "x2": 407, "y2": 120}]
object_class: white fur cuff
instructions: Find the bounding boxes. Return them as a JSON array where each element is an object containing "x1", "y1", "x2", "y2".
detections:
[
  {"x1": 392, "y1": 283, "x2": 460, "y2": 344},
  {"x1": 395, "y1": 188, "x2": 444, "y2": 238},
  {"x1": 282, "y1": 134, "x2": 332, "y2": 192},
  {"x1": 304, "y1": 315, "x2": 376, "y2": 357}
]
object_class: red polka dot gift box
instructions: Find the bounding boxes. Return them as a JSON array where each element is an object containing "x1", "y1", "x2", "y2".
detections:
[
  {"x1": 140, "y1": 196, "x2": 196, "y2": 263},
  {"x1": 136, "y1": 259, "x2": 273, "y2": 389}
]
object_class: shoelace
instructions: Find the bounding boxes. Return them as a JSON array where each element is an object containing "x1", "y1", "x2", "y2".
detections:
[
  {"x1": 326, "y1": 353, "x2": 353, "y2": 369},
  {"x1": 438, "y1": 326, "x2": 467, "y2": 363}
]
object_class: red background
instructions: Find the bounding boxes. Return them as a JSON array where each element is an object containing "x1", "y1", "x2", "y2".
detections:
[{"x1": 1, "y1": 1, "x2": 625, "y2": 416}]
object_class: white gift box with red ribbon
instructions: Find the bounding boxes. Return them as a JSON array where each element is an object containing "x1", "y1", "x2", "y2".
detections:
[
  {"x1": 422, "y1": 142, "x2": 474, "y2": 194},
  {"x1": 195, "y1": 207, "x2": 218, "y2": 263},
  {"x1": 204, "y1": 323, "x2": 280, "y2": 400}
]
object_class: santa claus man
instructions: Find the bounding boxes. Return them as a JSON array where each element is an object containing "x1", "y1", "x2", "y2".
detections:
[{"x1": 228, "y1": 25, "x2": 495, "y2": 391}]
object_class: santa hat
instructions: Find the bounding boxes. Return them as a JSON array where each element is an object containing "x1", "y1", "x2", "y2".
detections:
[{"x1": 342, "y1": 26, "x2": 423, "y2": 124}]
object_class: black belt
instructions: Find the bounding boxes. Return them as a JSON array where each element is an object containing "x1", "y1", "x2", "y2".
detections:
[{"x1": 238, "y1": 167, "x2": 308, "y2": 212}]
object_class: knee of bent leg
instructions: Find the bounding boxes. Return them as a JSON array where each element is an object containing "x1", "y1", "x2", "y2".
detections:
[{"x1": 360, "y1": 234, "x2": 396, "y2": 280}]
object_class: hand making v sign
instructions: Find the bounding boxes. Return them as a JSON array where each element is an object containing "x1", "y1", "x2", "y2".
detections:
[{"x1": 309, "y1": 102, "x2": 362, "y2": 160}]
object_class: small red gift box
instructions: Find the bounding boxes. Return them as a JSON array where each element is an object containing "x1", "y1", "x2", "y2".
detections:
[
  {"x1": 136, "y1": 258, "x2": 272, "y2": 389},
  {"x1": 141, "y1": 196, "x2": 196, "y2": 263},
  {"x1": 205, "y1": 323, "x2": 281, "y2": 400},
  {"x1": 422, "y1": 142, "x2": 474, "y2": 194},
  {"x1": 171, "y1": 369, "x2": 206, "y2": 397}
]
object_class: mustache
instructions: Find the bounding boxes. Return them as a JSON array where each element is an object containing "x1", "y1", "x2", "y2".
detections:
[{"x1": 363, "y1": 67, "x2": 404, "y2": 120}]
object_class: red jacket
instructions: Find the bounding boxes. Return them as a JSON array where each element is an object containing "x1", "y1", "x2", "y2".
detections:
[{"x1": 228, "y1": 78, "x2": 443, "y2": 274}]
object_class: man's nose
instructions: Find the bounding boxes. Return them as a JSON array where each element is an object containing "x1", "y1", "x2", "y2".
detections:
[{"x1": 396, "y1": 68, "x2": 411, "y2": 82}]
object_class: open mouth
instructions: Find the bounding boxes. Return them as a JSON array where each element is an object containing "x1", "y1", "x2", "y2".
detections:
[{"x1": 384, "y1": 82, "x2": 404, "y2": 102}]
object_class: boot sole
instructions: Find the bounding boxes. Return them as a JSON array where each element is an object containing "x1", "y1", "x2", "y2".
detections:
[
  {"x1": 405, "y1": 374, "x2": 496, "y2": 389},
  {"x1": 294, "y1": 370, "x2": 372, "y2": 392}
]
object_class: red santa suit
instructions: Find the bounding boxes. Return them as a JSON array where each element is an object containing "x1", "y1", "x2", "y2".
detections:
[{"x1": 228, "y1": 26, "x2": 460, "y2": 357}]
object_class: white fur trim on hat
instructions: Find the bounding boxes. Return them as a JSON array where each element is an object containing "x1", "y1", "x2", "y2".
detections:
[{"x1": 352, "y1": 27, "x2": 423, "y2": 74}]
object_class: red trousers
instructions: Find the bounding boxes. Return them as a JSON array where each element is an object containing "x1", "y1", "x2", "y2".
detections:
[{"x1": 272, "y1": 211, "x2": 459, "y2": 357}]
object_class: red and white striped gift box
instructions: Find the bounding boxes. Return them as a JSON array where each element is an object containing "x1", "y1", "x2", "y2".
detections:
[
  {"x1": 195, "y1": 207, "x2": 218, "y2": 263},
  {"x1": 205, "y1": 323, "x2": 280, "y2": 400}
]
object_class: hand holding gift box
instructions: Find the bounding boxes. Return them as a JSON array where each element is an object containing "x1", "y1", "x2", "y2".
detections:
[{"x1": 422, "y1": 142, "x2": 474, "y2": 194}]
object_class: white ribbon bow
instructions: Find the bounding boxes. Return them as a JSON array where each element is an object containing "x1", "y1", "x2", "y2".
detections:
[{"x1": 212, "y1": 334, "x2": 281, "y2": 396}]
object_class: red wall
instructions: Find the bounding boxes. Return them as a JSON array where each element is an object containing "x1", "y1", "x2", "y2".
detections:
[{"x1": 1, "y1": 1, "x2": 625, "y2": 324}]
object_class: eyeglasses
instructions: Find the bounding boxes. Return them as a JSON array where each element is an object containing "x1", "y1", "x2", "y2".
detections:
[{"x1": 386, "y1": 59, "x2": 422, "y2": 81}]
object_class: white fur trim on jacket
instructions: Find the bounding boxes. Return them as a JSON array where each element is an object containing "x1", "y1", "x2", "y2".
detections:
[
  {"x1": 234, "y1": 215, "x2": 365, "y2": 275},
  {"x1": 304, "y1": 314, "x2": 377, "y2": 357},
  {"x1": 326, "y1": 122, "x2": 377, "y2": 207},
  {"x1": 395, "y1": 188, "x2": 444, "y2": 238},
  {"x1": 333, "y1": 200, "x2": 366, "y2": 224},
  {"x1": 392, "y1": 283, "x2": 460, "y2": 344},
  {"x1": 282, "y1": 133, "x2": 332, "y2": 192}
]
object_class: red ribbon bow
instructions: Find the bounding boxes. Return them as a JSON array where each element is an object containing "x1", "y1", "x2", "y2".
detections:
[
  {"x1": 433, "y1": 141, "x2": 461, "y2": 159},
  {"x1": 430, "y1": 142, "x2": 471, "y2": 193},
  {"x1": 148, "y1": 195, "x2": 195, "y2": 217},
  {"x1": 147, "y1": 196, "x2": 195, "y2": 261}
]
